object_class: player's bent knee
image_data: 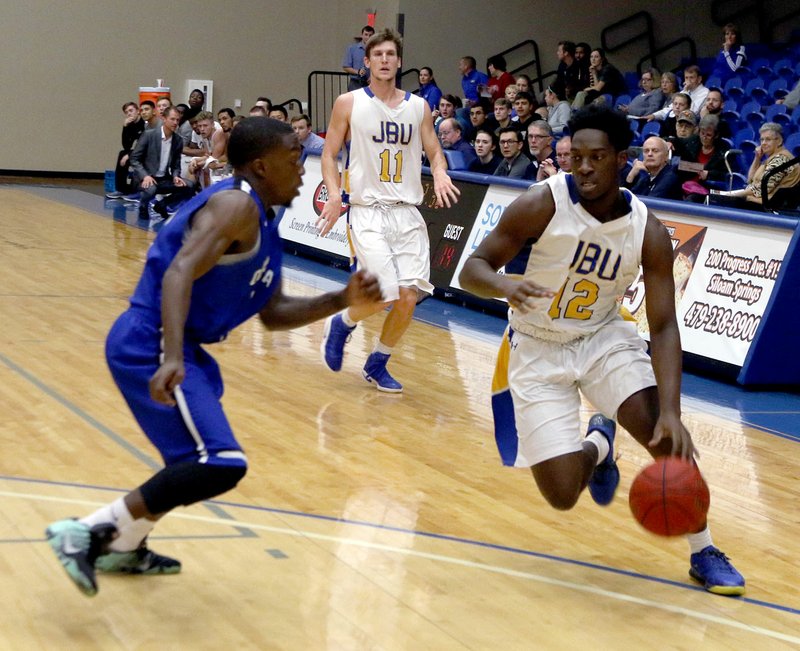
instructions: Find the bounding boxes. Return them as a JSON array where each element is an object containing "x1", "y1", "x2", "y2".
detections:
[{"x1": 140, "y1": 459, "x2": 248, "y2": 514}]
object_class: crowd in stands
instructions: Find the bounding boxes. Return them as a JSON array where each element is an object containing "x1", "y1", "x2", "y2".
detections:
[
  {"x1": 419, "y1": 23, "x2": 800, "y2": 212},
  {"x1": 107, "y1": 23, "x2": 800, "y2": 218}
]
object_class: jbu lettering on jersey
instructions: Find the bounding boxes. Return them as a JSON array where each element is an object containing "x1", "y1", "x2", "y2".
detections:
[
  {"x1": 570, "y1": 241, "x2": 621, "y2": 281},
  {"x1": 372, "y1": 121, "x2": 413, "y2": 145},
  {"x1": 250, "y1": 256, "x2": 275, "y2": 288}
]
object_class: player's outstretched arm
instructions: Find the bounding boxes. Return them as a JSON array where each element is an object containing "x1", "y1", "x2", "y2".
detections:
[
  {"x1": 641, "y1": 211, "x2": 696, "y2": 459},
  {"x1": 258, "y1": 269, "x2": 382, "y2": 330},
  {"x1": 458, "y1": 185, "x2": 556, "y2": 311},
  {"x1": 317, "y1": 94, "x2": 353, "y2": 237},
  {"x1": 150, "y1": 193, "x2": 257, "y2": 405}
]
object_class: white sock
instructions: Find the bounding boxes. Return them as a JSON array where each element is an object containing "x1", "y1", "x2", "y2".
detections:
[
  {"x1": 585, "y1": 431, "x2": 610, "y2": 466},
  {"x1": 373, "y1": 340, "x2": 393, "y2": 356},
  {"x1": 686, "y1": 526, "x2": 713, "y2": 554},
  {"x1": 79, "y1": 496, "x2": 155, "y2": 552},
  {"x1": 341, "y1": 310, "x2": 357, "y2": 328}
]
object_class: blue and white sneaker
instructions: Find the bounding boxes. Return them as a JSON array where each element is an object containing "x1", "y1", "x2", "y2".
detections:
[
  {"x1": 45, "y1": 519, "x2": 118, "y2": 597},
  {"x1": 362, "y1": 352, "x2": 403, "y2": 393},
  {"x1": 689, "y1": 546, "x2": 746, "y2": 596},
  {"x1": 586, "y1": 414, "x2": 619, "y2": 506},
  {"x1": 321, "y1": 314, "x2": 355, "y2": 372}
]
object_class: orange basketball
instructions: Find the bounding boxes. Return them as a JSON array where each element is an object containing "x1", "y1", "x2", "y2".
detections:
[{"x1": 629, "y1": 458, "x2": 710, "y2": 536}]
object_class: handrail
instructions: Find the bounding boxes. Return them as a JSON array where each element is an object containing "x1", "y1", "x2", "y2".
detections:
[
  {"x1": 276, "y1": 98, "x2": 304, "y2": 115},
  {"x1": 601, "y1": 11, "x2": 656, "y2": 55},
  {"x1": 490, "y1": 40, "x2": 544, "y2": 93},
  {"x1": 636, "y1": 37, "x2": 697, "y2": 75},
  {"x1": 306, "y1": 68, "x2": 422, "y2": 133},
  {"x1": 761, "y1": 154, "x2": 800, "y2": 211}
]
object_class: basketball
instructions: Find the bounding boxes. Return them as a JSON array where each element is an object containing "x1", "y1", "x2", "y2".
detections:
[{"x1": 629, "y1": 458, "x2": 710, "y2": 536}]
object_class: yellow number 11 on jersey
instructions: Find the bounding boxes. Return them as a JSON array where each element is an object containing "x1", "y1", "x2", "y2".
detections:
[{"x1": 379, "y1": 149, "x2": 404, "y2": 183}]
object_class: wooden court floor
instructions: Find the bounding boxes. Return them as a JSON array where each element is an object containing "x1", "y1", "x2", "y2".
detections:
[{"x1": 1, "y1": 185, "x2": 799, "y2": 650}]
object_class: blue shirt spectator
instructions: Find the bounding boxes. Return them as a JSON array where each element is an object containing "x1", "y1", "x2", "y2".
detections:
[
  {"x1": 342, "y1": 26, "x2": 374, "y2": 91},
  {"x1": 459, "y1": 56, "x2": 489, "y2": 106},
  {"x1": 416, "y1": 66, "x2": 443, "y2": 111}
]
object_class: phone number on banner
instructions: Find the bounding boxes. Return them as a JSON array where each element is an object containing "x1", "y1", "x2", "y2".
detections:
[{"x1": 683, "y1": 301, "x2": 761, "y2": 342}]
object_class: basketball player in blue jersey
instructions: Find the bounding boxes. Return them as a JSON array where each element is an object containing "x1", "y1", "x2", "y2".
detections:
[
  {"x1": 317, "y1": 27, "x2": 460, "y2": 393},
  {"x1": 45, "y1": 117, "x2": 382, "y2": 597},
  {"x1": 459, "y1": 105, "x2": 745, "y2": 596}
]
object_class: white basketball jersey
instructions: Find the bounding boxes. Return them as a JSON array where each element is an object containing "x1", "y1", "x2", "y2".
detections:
[
  {"x1": 347, "y1": 88, "x2": 425, "y2": 206},
  {"x1": 510, "y1": 173, "x2": 648, "y2": 342}
]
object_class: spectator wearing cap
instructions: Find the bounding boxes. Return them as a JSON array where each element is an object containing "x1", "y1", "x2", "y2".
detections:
[
  {"x1": 625, "y1": 136, "x2": 682, "y2": 200},
  {"x1": 672, "y1": 114, "x2": 731, "y2": 201},
  {"x1": 674, "y1": 110, "x2": 697, "y2": 140}
]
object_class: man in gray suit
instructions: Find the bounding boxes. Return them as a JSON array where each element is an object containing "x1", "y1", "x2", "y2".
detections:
[{"x1": 130, "y1": 105, "x2": 193, "y2": 220}]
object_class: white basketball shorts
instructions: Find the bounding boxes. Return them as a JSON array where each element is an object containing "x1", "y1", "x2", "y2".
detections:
[
  {"x1": 348, "y1": 204, "x2": 433, "y2": 302},
  {"x1": 507, "y1": 318, "x2": 656, "y2": 467}
]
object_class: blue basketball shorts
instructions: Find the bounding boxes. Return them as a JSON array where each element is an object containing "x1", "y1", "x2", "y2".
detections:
[{"x1": 105, "y1": 309, "x2": 247, "y2": 468}]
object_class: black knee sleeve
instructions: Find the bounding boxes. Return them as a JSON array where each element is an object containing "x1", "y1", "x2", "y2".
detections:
[{"x1": 139, "y1": 460, "x2": 247, "y2": 514}]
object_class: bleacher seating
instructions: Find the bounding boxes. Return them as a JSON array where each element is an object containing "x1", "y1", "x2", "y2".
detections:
[{"x1": 784, "y1": 133, "x2": 800, "y2": 157}]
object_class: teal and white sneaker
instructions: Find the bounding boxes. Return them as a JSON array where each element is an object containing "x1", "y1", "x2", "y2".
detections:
[
  {"x1": 95, "y1": 544, "x2": 181, "y2": 575},
  {"x1": 45, "y1": 519, "x2": 117, "y2": 597}
]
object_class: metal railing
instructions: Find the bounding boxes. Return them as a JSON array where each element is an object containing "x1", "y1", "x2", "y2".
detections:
[
  {"x1": 491, "y1": 40, "x2": 545, "y2": 93},
  {"x1": 306, "y1": 68, "x2": 420, "y2": 133},
  {"x1": 636, "y1": 37, "x2": 697, "y2": 75}
]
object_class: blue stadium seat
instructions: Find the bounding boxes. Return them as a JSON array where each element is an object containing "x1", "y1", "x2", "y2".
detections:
[
  {"x1": 744, "y1": 78, "x2": 769, "y2": 104},
  {"x1": 640, "y1": 121, "x2": 661, "y2": 138},
  {"x1": 739, "y1": 100, "x2": 761, "y2": 117},
  {"x1": 733, "y1": 127, "x2": 756, "y2": 147},
  {"x1": 768, "y1": 78, "x2": 789, "y2": 99},
  {"x1": 743, "y1": 109, "x2": 766, "y2": 131},
  {"x1": 442, "y1": 149, "x2": 469, "y2": 170},
  {"x1": 615, "y1": 94, "x2": 631, "y2": 109},
  {"x1": 766, "y1": 103, "x2": 789, "y2": 121},
  {"x1": 705, "y1": 75, "x2": 722, "y2": 91},
  {"x1": 784, "y1": 132, "x2": 800, "y2": 157},
  {"x1": 724, "y1": 76, "x2": 744, "y2": 100}
]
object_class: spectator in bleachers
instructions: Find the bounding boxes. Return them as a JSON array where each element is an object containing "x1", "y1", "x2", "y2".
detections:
[
  {"x1": 523, "y1": 120, "x2": 557, "y2": 180},
  {"x1": 255, "y1": 97, "x2": 272, "y2": 112},
  {"x1": 673, "y1": 109, "x2": 697, "y2": 141},
  {"x1": 438, "y1": 117, "x2": 477, "y2": 167},
  {"x1": 672, "y1": 114, "x2": 730, "y2": 201},
  {"x1": 460, "y1": 56, "x2": 490, "y2": 107},
  {"x1": 342, "y1": 25, "x2": 374, "y2": 91},
  {"x1": 107, "y1": 102, "x2": 146, "y2": 198},
  {"x1": 513, "y1": 92, "x2": 537, "y2": 155},
  {"x1": 574, "y1": 42, "x2": 592, "y2": 92},
  {"x1": 572, "y1": 48, "x2": 626, "y2": 108},
  {"x1": 129, "y1": 106, "x2": 192, "y2": 221},
  {"x1": 552, "y1": 40, "x2": 582, "y2": 101},
  {"x1": 515, "y1": 74, "x2": 533, "y2": 95},
  {"x1": 291, "y1": 114, "x2": 325, "y2": 151},
  {"x1": 645, "y1": 92, "x2": 691, "y2": 139},
  {"x1": 504, "y1": 84, "x2": 520, "y2": 104},
  {"x1": 711, "y1": 23, "x2": 747, "y2": 84},
  {"x1": 542, "y1": 86, "x2": 571, "y2": 136},
  {"x1": 681, "y1": 65, "x2": 709, "y2": 115},
  {"x1": 433, "y1": 94, "x2": 467, "y2": 134},
  {"x1": 269, "y1": 106, "x2": 289, "y2": 123},
  {"x1": 181, "y1": 89, "x2": 206, "y2": 130},
  {"x1": 416, "y1": 67, "x2": 442, "y2": 111},
  {"x1": 698, "y1": 88, "x2": 731, "y2": 139},
  {"x1": 468, "y1": 129, "x2": 502, "y2": 174},
  {"x1": 618, "y1": 68, "x2": 664, "y2": 118},
  {"x1": 139, "y1": 100, "x2": 160, "y2": 131},
  {"x1": 776, "y1": 79, "x2": 800, "y2": 111},
  {"x1": 468, "y1": 100, "x2": 491, "y2": 142},
  {"x1": 493, "y1": 126, "x2": 528, "y2": 178},
  {"x1": 487, "y1": 55, "x2": 515, "y2": 102},
  {"x1": 657, "y1": 71, "x2": 679, "y2": 109},
  {"x1": 156, "y1": 97, "x2": 172, "y2": 119},
  {"x1": 713, "y1": 123, "x2": 800, "y2": 206},
  {"x1": 624, "y1": 136, "x2": 682, "y2": 199},
  {"x1": 491, "y1": 98, "x2": 513, "y2": 132},
  {"x1": 536, "y1": 135, "x2": 572, "y2": 179}
]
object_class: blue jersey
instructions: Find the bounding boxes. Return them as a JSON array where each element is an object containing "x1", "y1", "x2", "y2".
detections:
[{"x1": 129, "y1": 176, "x2": 283, "y2": 343}]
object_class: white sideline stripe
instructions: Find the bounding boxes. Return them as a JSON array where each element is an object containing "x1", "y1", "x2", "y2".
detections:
[{"x1": 8, "y1": 488, "x2": 800, "y2": 645}]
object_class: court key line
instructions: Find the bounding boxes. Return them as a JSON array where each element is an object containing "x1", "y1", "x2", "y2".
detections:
[{"x1": 4, "y1": 488, "x2": 799, "y2": 647}]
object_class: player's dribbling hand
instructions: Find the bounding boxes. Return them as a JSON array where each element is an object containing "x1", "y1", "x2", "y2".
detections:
[
  {"x1": 650, "y1": 413, "x2": 697, "y2": 460},
  {"x1": 343, "y1": 270, "x2": 383, "y2": 306},
  {"x1": 149, "y1": 360, "x2": 185, "y2": 406}
]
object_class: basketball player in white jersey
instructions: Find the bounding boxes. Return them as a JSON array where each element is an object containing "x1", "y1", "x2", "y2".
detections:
[
  {"x1": 459, "y1": 105, "x2": 745, "y2": 596},
  {"x1": 317, "y1": 27, "x2": 460, "y2": 393}
]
